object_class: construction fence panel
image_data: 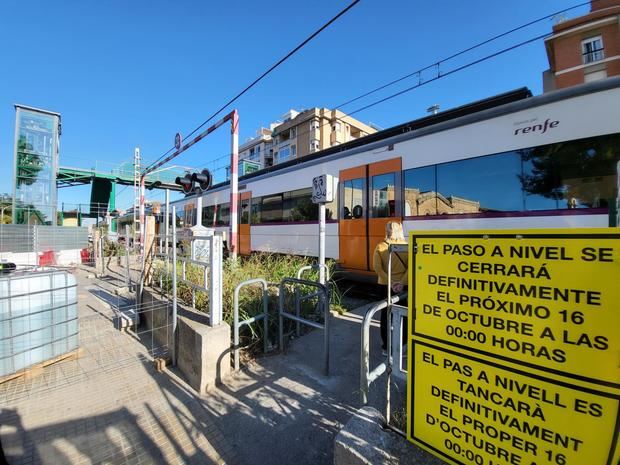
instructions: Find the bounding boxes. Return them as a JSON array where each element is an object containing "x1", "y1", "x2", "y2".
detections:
[{"x1": 0, "y1": 224, "x2": 89, "y2": 267}]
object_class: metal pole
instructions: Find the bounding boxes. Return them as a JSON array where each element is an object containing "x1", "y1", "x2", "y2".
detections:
[
  {"x1": 278, "y1": 282, "x2": 284, "y2": 352},
  {"x1": 294, "y1": 288, "x2": 301, "y2": 337},
  {"x1": 99, "y1": 235, "x2": 105, "y2": 276},
  {"x1": 172, "y1": 206, "x2": 178, "y2": 366},
  {"x1": 165, "y1": 189, "x2": 170, "y2": 292},
  {"x1": 124, "y1": 225, "x2": 131, "y2": 289},
  {"x1": 139, "y1": 174, "x2": 146, "y2": 254},
  {"x1": 386, "y1": 248, "x2": 393, "y2": 425},
  {"x1": 319, "y1": 203, "x2": 326, "y2": 285},
  {"x1": 229, "y1": 110, "x2": 239, "y2": 260},
  {"x1": 195, "y1": 195, "x2": 203, "y2": 228},
  {"x1": 323, "y1": 285, "x2": 330, "y2": 376},
  {"x1": 165, "y1": 189, "x2": 170, "y2": 252}
]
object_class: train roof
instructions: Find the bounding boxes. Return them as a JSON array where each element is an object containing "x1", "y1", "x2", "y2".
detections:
[{"x1": 184, "y1": 77, "x2": 620, "y2": 198}]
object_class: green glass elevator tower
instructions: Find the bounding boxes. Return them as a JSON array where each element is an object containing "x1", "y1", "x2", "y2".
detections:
[{"x1": 12, "y1": 105, "x2": 61, "y2": 225}]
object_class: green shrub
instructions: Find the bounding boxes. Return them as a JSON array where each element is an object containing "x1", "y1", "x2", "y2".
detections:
[{"x1": 151, "y1": 252, "x2": 348, "y2": 356}]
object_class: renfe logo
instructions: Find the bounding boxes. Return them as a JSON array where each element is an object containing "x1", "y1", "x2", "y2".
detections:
[{"x1": 514, "y1": 118, "x2": 559, "y2": 136}]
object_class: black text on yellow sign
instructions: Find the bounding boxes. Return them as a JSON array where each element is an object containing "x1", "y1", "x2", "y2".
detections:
[
  {"x1": 411, "y1": 231, "x2": 620, "y2": 387},
  {"x1": 409, "y1": 341, "x2": 620, "y2": 465}
]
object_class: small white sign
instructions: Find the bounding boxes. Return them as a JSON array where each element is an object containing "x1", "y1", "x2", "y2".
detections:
[{"x1": 311, "y1": 174, "x2": 333, "y2": 204}]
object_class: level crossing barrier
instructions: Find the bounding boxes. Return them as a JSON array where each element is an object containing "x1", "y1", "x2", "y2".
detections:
[
  {"x1": 279, "y1": 277, "x2": 331, "y2": 375},
  {"x1": 232, "y1": 278, "x2": 270, "y2": 371}
]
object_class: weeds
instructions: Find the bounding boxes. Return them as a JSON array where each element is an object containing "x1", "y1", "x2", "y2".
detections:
[{"x1": 151, "y1": 252, "x2": 349, "y2": 357}]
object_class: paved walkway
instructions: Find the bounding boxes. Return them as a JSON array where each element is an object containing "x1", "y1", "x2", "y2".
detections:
[
  {"x1": 1, "y1": 268, "x2": 413, "y2": 465},
  {"x1": 0, "y1": 269, "x2": 239, "y2": 465}
]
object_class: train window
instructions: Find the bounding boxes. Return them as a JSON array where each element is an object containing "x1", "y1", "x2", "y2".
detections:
[
  {"x1": 184, "y1": 207, "x2": 196, "y2": 227},
  {"x1": 216, "y1": 203, "x2": 230, "y2": 226},
  {"x1": 261, "y1": 194, "x2": 283, "y2": 222},
  {"x1": 436, "y1": 153, "x2": 523, "y2": 214},
  {"x1": 522, "y1": 134, "x2": 620, "y2": 211},
  {"x1": 371, "y1": 173, "x2": 396, "y2": 218},
  {"x1": 403, "y1": 166, "x2": 437, "y2": 216},
  {"x1": 202, "y1": 205, "x2": 214, "y2": 227},
  {"x1": 284, "y1": 188, "x2": 317, "y2": 221},
  {"x1": 251, "y1": 198, "x2": 261, "y2": 224},
  {"x1": 240, "y1": 200, "x2": 250, "y2": 224},
  {"x1": 342, "y1": 178, "x2": 364, "y2": 219}
]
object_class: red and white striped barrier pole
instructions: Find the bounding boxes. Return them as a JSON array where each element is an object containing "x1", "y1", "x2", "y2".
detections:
[
  {"x1": 229, "y1": 110, "x2": 239, "y2": 260},
  {"x1": 141, "y1": 109, "x2": 240, "y2": 259}
]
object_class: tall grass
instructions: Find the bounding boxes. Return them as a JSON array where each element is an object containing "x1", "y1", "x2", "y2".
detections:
[{"x1": 151, "y1": 253, "x2": 347, "y2": 356}]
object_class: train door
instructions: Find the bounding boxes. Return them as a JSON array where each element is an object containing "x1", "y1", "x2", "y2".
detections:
[
  {"x1": 338, "y1": 158, "x2": 402, "y2": 272},
  {"x1": 239, "y1": 192, "x2": 252, "y2": 255}
]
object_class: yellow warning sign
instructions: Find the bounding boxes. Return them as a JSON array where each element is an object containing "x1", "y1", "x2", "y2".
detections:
[
  {"x1": 411, "y1": 231, "x2": 620, "y2": 386},
  {"x1": 407, "y1": 229, "x2": 620, "y2": 465},
  {"x1": 409, "y1": 342, "x2": 620, "y2": 465}
]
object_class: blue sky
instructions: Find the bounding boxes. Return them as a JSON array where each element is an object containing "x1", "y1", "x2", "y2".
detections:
[{"x1": 0, "y1": 0, "x2": 591, "y2": 212}]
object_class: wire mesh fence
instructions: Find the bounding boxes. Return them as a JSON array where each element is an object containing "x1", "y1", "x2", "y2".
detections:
[
  {"x1": 0, "y1": 220, "x2": 176, "y2": 403},
  {"x1": 0, "y1": 224, "x2": 89, "y2": 268}
]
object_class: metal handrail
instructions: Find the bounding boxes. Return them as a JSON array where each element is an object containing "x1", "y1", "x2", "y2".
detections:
[
  {"x1": 296, "y1": 263, "x2": 330, "y2": 282},
  {"x1": 385, "y1": 243, "x2": 408, "y2": 425},
  {"x1": 279, "y1": 277, "x2": 330, "y2": 375},
  {"x1": 360, "y1": 294, "x2": 403, "y2": 405},
  {"x1": 233, "y1": 278, "x2": 269, "y2": 371}
]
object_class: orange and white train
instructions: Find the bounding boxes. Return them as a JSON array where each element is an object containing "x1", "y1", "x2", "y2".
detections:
[{"x1": 172, "y1": 77, "x2": 620, "y2": 279}]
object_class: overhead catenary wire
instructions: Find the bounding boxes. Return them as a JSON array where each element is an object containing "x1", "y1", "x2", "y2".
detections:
[
  {"x1": 143, "y1": 0, "x2": 361, "y2": 174},
  {"x1": 169, "y1": 29, "x2": 553, "y2": 198},
  {"x1": 172, "y1": 0, "x2": 592, "y2": 179},
  {"x1": 334, "y1": 0, "x2": 594, "y2": 110}
]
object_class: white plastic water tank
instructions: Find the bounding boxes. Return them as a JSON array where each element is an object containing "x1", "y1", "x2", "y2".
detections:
[{"x1": 0, "y1": 270, "x2": 78, "y2": 377}]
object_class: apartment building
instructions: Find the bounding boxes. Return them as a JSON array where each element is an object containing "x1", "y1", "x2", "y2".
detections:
[
  {"x1": 238, "y1": 127, "x2": 273, "y2": 168},
  {"x1": 543, "y1": 0, "x2": 620, "y2": 92},
  {"x1": 270, "y1": 108, "x2": 376, "y2": 165},
  {"x1": 236, "y1": 107, "x2": 376, "y2": 169}
]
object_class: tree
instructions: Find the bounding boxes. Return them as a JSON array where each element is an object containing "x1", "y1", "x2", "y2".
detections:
[
  {"x1": 519, "y1": 135, "x2": 620, "y2": 208},
  {"x1": 0, "y1": 193, "x2": 11, "y2": 224}
]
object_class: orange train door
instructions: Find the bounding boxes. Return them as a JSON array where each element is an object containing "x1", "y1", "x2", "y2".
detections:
[
  {"x1": 239, "y1": 191, "x2": 252, "y2": 255},
  {"x1": 338, "y1": 158, "x2": 402, "y2": 273}
]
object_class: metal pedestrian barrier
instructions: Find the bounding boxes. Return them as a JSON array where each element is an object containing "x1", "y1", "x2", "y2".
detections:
[
  {"x1": 294, "y1": 264, "x2": 330, "y2": 337},
  {"x1": 279, "y1": 277, "x2": 331, "y2": 375},
  {"x1": 359, "y1": 295, "x2": 407, "y2": 405},
  {"x1": 360, "y1": 242, "x2": 409, "y2": 429},
  {"x1": 233, "y1": 278, "x2": 269, "y2": 371},
  {"x1": 296, "y1": 264, "x2": 330, "y2": 281}
]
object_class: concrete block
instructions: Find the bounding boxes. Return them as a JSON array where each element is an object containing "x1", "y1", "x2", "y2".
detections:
[
  {"x1": 177, "y1": 316, "x2": 231, "y2": 394},
  {"x1": 334, "y1": 407, "x2": 444, "y2": 465}
]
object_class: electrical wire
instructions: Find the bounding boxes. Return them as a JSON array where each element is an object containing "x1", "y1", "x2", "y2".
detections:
[
  {"x1": 334, "y1": 0, "x2": 594, "y2": 110},
  {"x1": 165, "y1": 1, "x2": 591, "y2": 175},
  {"x1": 143, "y1": 0, "x2": 361, "y2": 173}
]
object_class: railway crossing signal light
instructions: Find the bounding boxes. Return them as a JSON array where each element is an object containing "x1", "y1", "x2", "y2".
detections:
[
  {"x1": 191, "y1": 169, "x2": 213, "y2": 192},
  {"x1": 175, "y1": 169, "x2": 212, "y2": 194},
  {"x1": 175, "y1": 174, "x2": 194, "y2": 194}
]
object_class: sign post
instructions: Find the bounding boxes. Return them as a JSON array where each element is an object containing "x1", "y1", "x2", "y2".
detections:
[
  {"x1": 407, "y1": 229, "x2": 620, "y2": 465},
  {"x1": 311, "y1": 174, "x2": 333, "y2": 284}
]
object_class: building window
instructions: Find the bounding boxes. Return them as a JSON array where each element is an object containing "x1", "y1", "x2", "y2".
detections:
[
  {"x1": 582, "y1": 36, "x2": 604, "y2": 64},
  {"x1": 276, "y1": 145, "x2": 291, "y2": 164},
  {"x1": 333, "y1": 122, "x2": 341, "y2": 132},
  {"x1": 371, "y1": 173, "x2": 396, "y2": 218},
  {"x1": 291, "y1": 145, "x2": 296, "y2": 157},
  {"x1": 290, "y1": 127, "x2": 297, "y2": 137},
  {"x1": 310, "y1": 139, "x2": 320, "y2": 152},
  {"x1": 310, "y1": 119, "x2": 320, "y2": 131}
]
